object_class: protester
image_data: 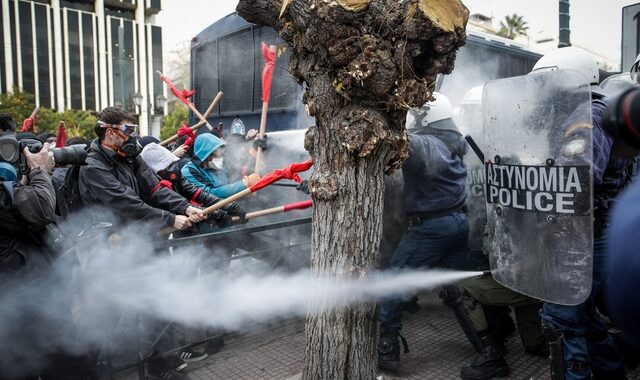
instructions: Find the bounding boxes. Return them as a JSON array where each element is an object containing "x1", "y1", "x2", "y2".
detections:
[
  {"x1": 78, "y1": 107, "x2": 206, "y2": 379},
  {"x1": 0, "y1": 114, "x2": 17, "y2": 133},
  {"x1": 181, "y1": 133, "x2": 260, "y2": 199}
]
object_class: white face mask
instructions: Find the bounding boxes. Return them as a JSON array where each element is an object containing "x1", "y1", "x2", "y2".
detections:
[{"x1": 208, "y1": 156, "x2": 224, "y2": 170}]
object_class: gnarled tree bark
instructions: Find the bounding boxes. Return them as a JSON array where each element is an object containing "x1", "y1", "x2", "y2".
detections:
[{"x1": 236, "y1": 0, "x2": 468, "y2": 378}]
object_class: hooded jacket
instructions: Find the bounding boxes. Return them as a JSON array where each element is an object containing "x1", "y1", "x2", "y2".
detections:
[
  {"x1": 181, "y1": 134, "x2": 246, "y2": 199},
  {"x1": 79, "y1": 139, "x2": 190, "y2": 228},
  {"x1": 402, "y1": 125, "x2": 468, "y2": 215},
  {"x1": 0, "y1": 168, "x2": 56, "y2": 273}
]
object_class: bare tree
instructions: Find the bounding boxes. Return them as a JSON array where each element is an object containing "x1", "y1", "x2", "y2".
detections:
[{"x1": 236, "y1": 0, "x2": 469, "y2": 378}]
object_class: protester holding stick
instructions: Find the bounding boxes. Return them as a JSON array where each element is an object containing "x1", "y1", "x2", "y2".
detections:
[{"x1": 181, "y1": 133, "x2": 261, "y2": 199}]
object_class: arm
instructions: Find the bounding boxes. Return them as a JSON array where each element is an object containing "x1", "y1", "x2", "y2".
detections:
[
  {"x1": 134, "y1": 158, "x2": 189, "y2": 215},
  {"x1": 179, "y1": 176, "x2": 222, "y2": 207},
  {"x1": 403, "y1": 135, "x2": 430, "y2": 172},
  {"x1": 182, "y1": 164, "x2": 247, "y2": 199},
  {"x1": 13, "y1": 168, "x2": 56, "y2": 227},
  {"x1": 80, "y1": 165, "x2": 175, "y2": 228}
]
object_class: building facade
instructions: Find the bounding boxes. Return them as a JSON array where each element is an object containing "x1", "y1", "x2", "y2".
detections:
[{"x1": 0, "y1": 0, "x2": 164, "y2": 135}]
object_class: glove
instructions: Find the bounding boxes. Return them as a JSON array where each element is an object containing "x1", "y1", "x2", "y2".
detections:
[
  {"x1": 209, "y1": 209, "x2": 233, "y2": 228},
  {"x1": 296, "y1": 180, "x2": 310, "y2": 194},
  {"x1": 252, "y1": 135, "x2": 268, "y2": 150},
  {"x1": 224, "y1": 202, "x2": 248, "y2": 224}
]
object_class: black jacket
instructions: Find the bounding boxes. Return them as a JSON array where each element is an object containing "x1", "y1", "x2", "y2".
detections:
[
  {"x1": 173, "y1": 176, "x2": 221, "y2": 207},
  {"x1": 0, "y1": 168, "x2": 57, "y2": 273},
  {"x1": 79, "y1": 139, "x2": 190, "y2": 229}
]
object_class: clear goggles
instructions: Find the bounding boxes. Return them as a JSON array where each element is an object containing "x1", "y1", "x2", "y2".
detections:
[{"x1": 98, "y1": 121, "x2": 139, "y2": 137}]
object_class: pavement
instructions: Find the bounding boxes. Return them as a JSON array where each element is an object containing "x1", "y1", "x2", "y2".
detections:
[{"x1": 109, "y1": 290, "x2": 640, "y2": 380}]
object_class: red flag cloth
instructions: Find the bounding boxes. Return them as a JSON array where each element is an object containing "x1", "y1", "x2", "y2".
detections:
[
  {"x1": 55, "y1": 122, "x2": 67, "y2": 147},
  {"x1": 261, "y1": 42, "x2": 277, "y2": 103},
  {"x1": 21, "y1": 117, "x2": 35, "y2": 132},
  {"x1": 177, "y1": 122, "x2": 196, "y2": 147},
  {"x1": 283, "y1": 200, "x2": 313, "y2": 212},
  {"x1": 150, "y1": 180, "x2": 174, "y2": 194},
  {"x1": 159, "y1": 74, "x2": 194, "y2": 106},
  {"x1": 250, "y1": 159, "x2": 313, "y2": 192}
]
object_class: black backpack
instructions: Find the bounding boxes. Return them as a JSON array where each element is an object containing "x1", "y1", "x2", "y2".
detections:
[{"x1": 53, "y1": 165, "x2": 84, "y2": 219}]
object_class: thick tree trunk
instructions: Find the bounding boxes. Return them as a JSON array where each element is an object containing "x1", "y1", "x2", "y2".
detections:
[
  {"x1": 301, "y1": 76, "x2": 395, "y2": 379},
  {"x1": 236, "y1": 0, "x2": 469, "y2": 378}
]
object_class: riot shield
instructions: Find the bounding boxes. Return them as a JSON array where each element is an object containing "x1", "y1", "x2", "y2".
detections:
[
  {"x1": 456, "y1": 85, "x2": 486, "y2": 255},
  {"x1": 482, "y1": 70, "x2": 593, "y2": 306}
]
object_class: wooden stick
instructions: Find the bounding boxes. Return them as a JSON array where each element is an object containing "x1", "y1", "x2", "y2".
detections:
[
  {"x1": 159, "y1": 92, "x2": 223, "y2": 146},
  {"x1": 159, "y1": 188, "x2": 253, "y2": 236},
  {"x1": 254, "y1": 101, "x2": 269, "y2": 173},
  {"x1": 232, "y1": 205, "x2": 284, "y2": 221}
]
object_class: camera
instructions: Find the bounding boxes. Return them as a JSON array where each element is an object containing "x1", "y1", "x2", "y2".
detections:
[{"x1": 18, "y1": 138, "x2": 87, "y2": 174}]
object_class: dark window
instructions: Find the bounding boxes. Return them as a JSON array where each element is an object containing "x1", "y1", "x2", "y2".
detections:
[
  {"x1": 151, "y1": 25, "x2": 164, "y2": 111},
  {"x1": 110, "y1": 18, "x2": 125, "y2": 108},
  {"x1": 253, "y1": 26, "x2": 297, "y2": 112},
  {"x1": 82, "y1": 13, "x2": 96, "y2": 110},
  {"x1": 0, "y1": 4, "x2": 5, "y2": 93},
  {"x1": 104, "y1": 7, "x2": 134, "y2": 20},
  {"x1": 218, "y1": 28, "x2": 254, "y2": 114},
  {"x1": 149, "y1": 0, "x2": 161, "y2": 11},
  {"x1": 19, "y1": 1, "x2": 34, "y2": 95},
  {"x1": 123, "y1": 20, "x2": 135, "y2": 113},
  {"x1": 60, "y1": 1, "x2": 95, "y2": 12},
  {"x1": 35, "y1": 4, "x2": 51, "y2": 108},
  {"x1": 9, "y1": 0, "x2": 17, "y2": 90},
  {"x1": 67, "y1": 9, "x2": 82, "y2": 109}
]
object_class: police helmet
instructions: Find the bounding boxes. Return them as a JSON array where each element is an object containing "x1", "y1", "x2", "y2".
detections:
[{"x1": 406, "y1": 92, "x2": 457, "y2": 132}]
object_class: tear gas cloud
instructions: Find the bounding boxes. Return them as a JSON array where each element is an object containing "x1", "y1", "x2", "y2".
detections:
[{"x1": 0, "y1": 212, "x2": 480, "y2": 376}]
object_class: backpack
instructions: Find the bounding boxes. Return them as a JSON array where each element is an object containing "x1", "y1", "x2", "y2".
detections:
[{"x1": 53, "y1": 165, "x2": 84, "y2": 219}]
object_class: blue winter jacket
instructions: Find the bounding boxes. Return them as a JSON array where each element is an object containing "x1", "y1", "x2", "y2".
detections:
[
  {"x1": 402, "y1": 127, "x2": 468, "y2": 215},
  {"x1": 181, "y1": 134, "x2": 247, "y2": 199}
]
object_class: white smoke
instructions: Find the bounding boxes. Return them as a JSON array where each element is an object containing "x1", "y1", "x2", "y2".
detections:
[{"x1": 0, "y1": 216, "x2": 480, "y2": 377}]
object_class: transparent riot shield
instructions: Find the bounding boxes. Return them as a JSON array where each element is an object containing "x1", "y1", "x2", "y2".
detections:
[
  {"x1": 456, "y1": 85, "x2": 486, "y2": 255},
  {"x1": 483, "y1": 70, "x2": 593, "y2": 305}
]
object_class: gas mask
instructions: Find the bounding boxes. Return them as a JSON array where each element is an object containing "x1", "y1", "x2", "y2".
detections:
[
  {"x1": 159, "y1": 163, "x2": 180, "y2": 182},
  {"x1": 0, "y1": 134, "x2": 19, "y2": 182},
  {"x1": 118, "y1": 135, "x2": 142, "y2": 159},
  {"x1": 98, "y1": 121, "x2": 141, "y2": 159}
]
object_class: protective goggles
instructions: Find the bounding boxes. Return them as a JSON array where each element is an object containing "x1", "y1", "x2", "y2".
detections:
[
  {"x1": 97, "y1": 121, "x2": 139, "y2": 137},
  {"x1": 0, "y1": 134, "x2": 19, "y2": 164}
]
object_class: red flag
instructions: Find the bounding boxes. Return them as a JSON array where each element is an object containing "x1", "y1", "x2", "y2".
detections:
[
  {"x1": 177, "y1": 122, "x2": 196, "y2": 147},
  {"x1": 158, "y1": 72, "x2": 194, "y2": 106},
  {"x1": 55, "y1": 121, "x2": 67, "y2": 147},
  {"x1": 283, "y1": 200, "x2": 313, "y2": 212},
  {"x1": 21, "y1": 117, "x2": 35, "y2": 132},
  {"x1": 250, "y1": 159, "x2": 313, "y2": 192},
  {"x1": 261, "y1": 42, "x2": 277, "y2": 103}
]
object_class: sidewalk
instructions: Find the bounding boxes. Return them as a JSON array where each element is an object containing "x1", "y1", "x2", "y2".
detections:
[{"x1": 117, "y1": 291, "x2": 640, "y2": 380}]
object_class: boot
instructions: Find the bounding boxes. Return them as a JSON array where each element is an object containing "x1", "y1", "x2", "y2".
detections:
[
  {"x1": 461, "y1": 334, "x2": 510, "y2": 380},
  {"x1": 377, "y1": 328, "x2": 409, "y2": 371}
]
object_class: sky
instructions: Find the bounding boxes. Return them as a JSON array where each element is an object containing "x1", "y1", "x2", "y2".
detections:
[{"x1": 157, "y1": 0, "x2": 640, "y2": 71}]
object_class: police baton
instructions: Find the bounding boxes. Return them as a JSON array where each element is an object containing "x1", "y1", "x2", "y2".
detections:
[{"x1": 464, "y1": 135, "x2": 484, "y2": 164}]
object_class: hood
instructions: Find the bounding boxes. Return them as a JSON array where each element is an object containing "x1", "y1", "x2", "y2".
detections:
[
  {"x1": 140, "y1": 143, "x2": 179, "y2": 173},
  {"x1": 193, "y1": 133, "x2": 225, "y2": 162}
]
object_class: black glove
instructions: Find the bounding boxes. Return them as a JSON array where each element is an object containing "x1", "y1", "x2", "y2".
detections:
[
  {"x1": 209, "y1": 209, "x2": 233, "y2": 228},
  {"x1": 252, "y1": 135, "x2": 268, "y2": 151},
  {"x1": 224, "y1": 202, "x2": 248, "y2": 224},
  {"x1": 296, "y1": 180, "x2": 310, "y2": 194}
]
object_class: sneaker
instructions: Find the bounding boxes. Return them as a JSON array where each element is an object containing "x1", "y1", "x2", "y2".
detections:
[{"x1": 177, "y1": 348, "x2": 208, "y2": 363}]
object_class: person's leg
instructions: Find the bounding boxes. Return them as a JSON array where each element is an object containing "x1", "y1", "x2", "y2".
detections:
[{"x1": 585, "y1": 236, "x2": 625, "y2": 379}]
